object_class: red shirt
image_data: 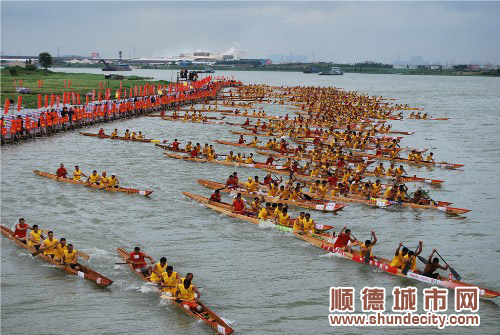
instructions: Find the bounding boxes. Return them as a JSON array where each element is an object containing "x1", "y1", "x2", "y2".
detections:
[
  {"x1": 334, "y1": 233, "x2": 350, "y2": 248},
  {"x1": 226, "y1": 176, "x2": 236, "y2": 187},
  {"x1": 264, "y1": 175, "x2": 272, "y2": 184},
  {"x1": 14, "y1": 223, "x2": 29, "y2": 238},
  {"x1": 190, "y1": 149, "x2": 198, "y2": 158},
  {"x1": 327, "y1": 176, "x2": 338, "y2": 186},
  {"x1": 56, "y1": 167, "x2": 68, "y2": 178},
  {"x1": 210, "y1": 193, "x2": 221, "y2": 202},
  {"x1": 172, "y1": 141, "x2": 180, "y2": 150},
  {"x1": 129, "y1": 252, "x2": 146, "y2": 269},
  {"x1": 233, "y1": 199, "x2": 245, "y2": 212},
  {"x1": 265, "y1": 157, "x2": 274, "y2": 165},
  {"x1": 238, "y1": 138, "x2": 245, "y2": 144},
  {"x1": 252, "y1": 128, "x2": 257, "y2": 134}
]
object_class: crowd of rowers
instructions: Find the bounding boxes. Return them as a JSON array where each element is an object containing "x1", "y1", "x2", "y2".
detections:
[
  {"x1": 97, "y1": 128, "x2": 146, "y2": 140},
  {"x1": 55, "y1": 163, "x2": 120, "y2": 187},
  {"x1": 12, "y1": 218, "x2": 87, "y2": 272},
  {"x1": 243, "y1": 116, "x2": 397, "y2": 138},
  {"x1": 329, "y1": 226, "x2": 452, "y2": 279},
  {"x1": 124, "y1": 247, "x2": 204, "y2": 312}
]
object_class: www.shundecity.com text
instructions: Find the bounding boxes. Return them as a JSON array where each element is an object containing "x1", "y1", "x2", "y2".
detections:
[{"x1": 329, "y1": 286, "x2": 481, "y2": 328}]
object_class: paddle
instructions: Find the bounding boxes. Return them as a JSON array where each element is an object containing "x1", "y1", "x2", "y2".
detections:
[
  {"x1": 31, "y1": 242, "x2": 59, "y2": 257},
  {"x1": 435, "y1": 251, "x2": 461, "y2": 280}
]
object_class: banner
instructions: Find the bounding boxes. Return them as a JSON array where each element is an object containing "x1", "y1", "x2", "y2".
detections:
[
  {"x1": 4, "y1": 98, "x2": 10, "y2": 114},
  {"x1": 17, "y1": 96, "x2": 22, "y2": 112}
]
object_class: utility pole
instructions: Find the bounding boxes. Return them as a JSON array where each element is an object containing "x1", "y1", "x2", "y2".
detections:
[
  {"x1": 133, "y1": 47, "x2": 136, "y2": 59},
  {"x1": 57, "y1": 46, "x2": 60, "y2": 57}
]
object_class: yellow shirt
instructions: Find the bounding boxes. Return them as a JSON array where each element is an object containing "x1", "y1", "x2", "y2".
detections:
[
  {"x1": 28, "y1": 230, "x2": 43, "y2": 247},
  {"x1": 389, "y1": 251, "x2": 406, "y2": 268},
  {"x1": 63, "y1": 249, "x2": 77, "y2": 263},
  {"x1": 245, "y1": 157, "x2": 254, "y2": 164},
  {"x1": 293, "y1": 218, "x2": 304, "y2": 232},
  {"x1": 42, "y1": 238, "x2": 59, "y2": 255},
  {"x1": 108, "y1": 177, "x2": 117, "y2": 186},
  {"x1": 278, "y1": 213, "x2": 290, "y2": 226},
  {"x1": 73, "y1": 169, "x2": 83, "y2": 181},
  {"x1": 303, "y1": 218, "x2": 314, "y2": 233},
  {"x1": 258, "y1": 208, "x2": 269, "y2": 220},
  {"x1": 89, "y1": 174, "x2": 100, "y2": 183},
  {"x1": 150, "y1": 262, "x2": 168, "y2": 282},
  {"x1": 225, "y1": 155, "x2": 235, "y2": 162},
  {"x1": 268, "y1": 184, "x2": 278, "y2": 196},
  {"x1": 161, "y1": 271, "x2": 178, "y2": 293},
  {"x1": 54, "y1": 244, "x2": 67, "y2": 260},
  {"x1": 178, "y1": 283, "x2": 195, "y2": 301}
]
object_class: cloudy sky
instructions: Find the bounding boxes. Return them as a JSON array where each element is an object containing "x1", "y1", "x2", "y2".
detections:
[{"x1": 1, "y1": 1, "x2": 499, "y2": 64}]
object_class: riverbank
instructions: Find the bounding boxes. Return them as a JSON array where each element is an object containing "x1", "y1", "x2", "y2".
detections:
[{"x1": 1, "y1": 67, "x2": 169, "y2": 109}]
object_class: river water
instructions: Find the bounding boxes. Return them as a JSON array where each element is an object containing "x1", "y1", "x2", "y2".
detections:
[{"x1": 1, "y1": 68, "x2": 499, "y2": 335}]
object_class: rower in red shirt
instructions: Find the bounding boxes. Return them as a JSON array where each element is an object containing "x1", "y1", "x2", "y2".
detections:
[
  {"x1": 209, "y1": 190, "x2": 222, "y2": 203},
  {"x1": 279, "y1": 141, "x2": 288, "y2": 154},
  {"x1": 232, "y1": 193, "x2": 246, "y2": 214},
  {"x1": 170, "y1": 139, "x2": 180, "y2": 151},
  {"x1": 261, "y1": 122, "x2": 267, "y2": 130},
  {"x1": 263, "y1": 173, "x2": 273, "y2": 185},
  {"x1": 327, "y1": 173, "x2": 338, "y2": 187},
  {"x1": 226, "y1": 174, "x2": 237, "y2": 189},
  {"x1": 238, "y1": 135, "x2": 245, "y2": 144},
  {"x1": 337, "y1": 159, "x2": 345, "y2": 169},
  {"x1": 333, "y1": 226, "x2": 358, "y2": 252},
  {"x1": 190, "y1": 148, "x2": 198, "y2": 158},
  {"x1": 56, "y1": 164, "x2": 68, "y2": 178},
  {"x1": 251, "y1": 126, "x2": 258, "y2": 134},
  {"x1": 265, "y1": 155, "x2": 275, "y2": 165},
  {"x1": 313, "y1": 137, "x2": 321, "y2": 146},
  {"x1": 98, "y1": 128, "x2": 106, "y2": 137},
  {"x1": 126, "y1": 247, "x2": 154, "y2": 276},
  {"x1": 243, "y1": 118, "x2": 250, "y2": 126},
  {"x1": 14, "y1": 218, "x2": 30, "y2": 242}
]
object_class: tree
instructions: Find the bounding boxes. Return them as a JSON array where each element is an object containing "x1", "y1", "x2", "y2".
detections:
[{"x1": 38, "y1": 52, "x2": 53, "y2": 71}]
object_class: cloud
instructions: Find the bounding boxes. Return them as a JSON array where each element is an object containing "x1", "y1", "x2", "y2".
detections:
[{"x1": 1, "y1": 1, "x2": 499, "y2": 64}]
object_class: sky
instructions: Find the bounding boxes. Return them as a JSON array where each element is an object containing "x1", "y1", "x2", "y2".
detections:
[{"x1": 1, "y1": 1, "x2": 500, "y2": 64}]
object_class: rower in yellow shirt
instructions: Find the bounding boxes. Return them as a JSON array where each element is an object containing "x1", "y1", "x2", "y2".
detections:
[
  {"x1": 293, "y1": 212, "x2": 306, "y2": 232},
  {"x1": 137, "y1": 131, "x2": 144, "y2": 140},
  {"x1": 100, "y1": 172, "x2": 109, "y2": 186},
  {"x1": 149, "y1": 257, "x2": 168, "y2": 283},
  {"x1": 87, "y1": 170, "x2": 100, "y2": 184},
  {"x1": 73, "y1": 165, "x2": 87, "y2": 181},
  {"x1": 258, "y1": 203, "x2": 271, "y2": 220},
  {"x1": 371, "y1": 180, "x2": 382, "y2": 197},
  {"x1": 373, "y1": 163, "x2": 385, "y2": 176},
  {"x1": 28, "y1": 225, "x2": 45, "y2": 250},
  {"x1": 302, "y1": 213, "x2": 315, "y2": 234},
  {"x1": 395, "y1": 165, "x2": 407, "y2": 177},
  {"x1": 250, "y1": 137, "x2": 259, "y2": 146},
  {"x1": 317, "y1": 181, "x2": 328, "y2": 197},
  {"x1": 267, "y1": 182, "x2": 278, "y2": 196},
  {"x1": 225, "y1": 151, "x2": 235, "y2": 162},
  {"x1": 385, "y1": 164, "x2": 396, "y2": 177},
  {"x1": 160, "y1": 265, "x2": 179, "y2": 296},
  {"x1": 110, "y1": 129, "x2": 118, "y2": 138},
  {"x1": 130, "y1": 132, "x2": 137, "y2": 140},
  {"x1": 124, "y1": 129, "x2": 130, "y2": 139},
  {"x1": 276, "y1": 208, "x2": 291, "y2": 227},
  {"x1": 107, "y1": 173, "x2": 119, "y2": 188},
  {"x1": 425, "y1": 152, "x2": 434, "y2": 162},
  {"x1": 38, "y1": 231, "x2": 59, "y2": 257},
  {"x1": 278, "y1": 185, "x2": 291, "y2": 199},
  {"x1": 245, "y1": 154, "x2": 255, "y2": 164}
]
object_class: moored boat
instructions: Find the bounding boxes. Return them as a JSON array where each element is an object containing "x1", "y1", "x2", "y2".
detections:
[
  {"x1": 33, "y1": 170, "x2": 153, "y2": 196},
  {"x1": 1, "y1": 225, "x2": 113, "y2": 288},
  {"x1": 116, "y1": 248, "x2": 233, "y2": 335}
]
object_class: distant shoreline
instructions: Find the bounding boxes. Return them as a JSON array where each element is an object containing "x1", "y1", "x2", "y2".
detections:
[{"x1": 57, "y1": 63, "x2": 500, "y2": 77}]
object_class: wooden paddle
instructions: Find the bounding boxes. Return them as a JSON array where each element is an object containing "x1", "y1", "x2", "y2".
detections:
[
  {"x1": 435, "y1": 251, "x2": 461, "y2": 280},
  {"x1": 32, "y1": 242, "x2": 59, "y2": 257}
]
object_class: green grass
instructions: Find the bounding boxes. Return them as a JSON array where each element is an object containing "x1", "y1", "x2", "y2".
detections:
[{"x1": 1, "y1": 67, "x2": 169, "y2": 108}]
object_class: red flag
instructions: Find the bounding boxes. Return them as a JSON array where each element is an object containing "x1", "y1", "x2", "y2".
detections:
[
  {"x1": 50, "y1": 94, "x2": 55, "y2": 107},
  {"x1": 45, "y1": 95, "x2": 49, "y2": 108},
  {"x1": 119, "y1": 82, "x2": 122, "y2": 90},
  {"x1": 86, "y1": 95, "x2": 89, "y2": 105},
  {"x1": 17, "y1": 96, "x2": 22, "y2": 112},
  {"x1": 20, "y1": 80, "x2": 23, "y2": 87},
  {"x1": 92, "y1": 90, "x2": 95, "y2": 101},
  {"x1": 77, "y1": 94, "x2": 81, "y2": 104},
  {"x1": 38, "y1": 94, "x2": 42, "y2": 109},
  {"x1": 129, "y1": 87, "x2": 132, "y2": 97},
  {"x1": 56, "y1": 95, "x2": 60, "y2": 107},
  {"x1": 98, "y1": 92, "x2": 102, "y2": 102},
  {"x1": 134, "y1": 85, "x2": 137, "y2": 96},
  {"x1": 4, "y1": 98, "x2": 10, "y2": 114}
]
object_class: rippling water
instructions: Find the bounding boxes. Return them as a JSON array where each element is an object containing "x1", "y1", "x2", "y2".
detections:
[{"x1": 2, "y1": 69, "x2": 500, "y2": 334}]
